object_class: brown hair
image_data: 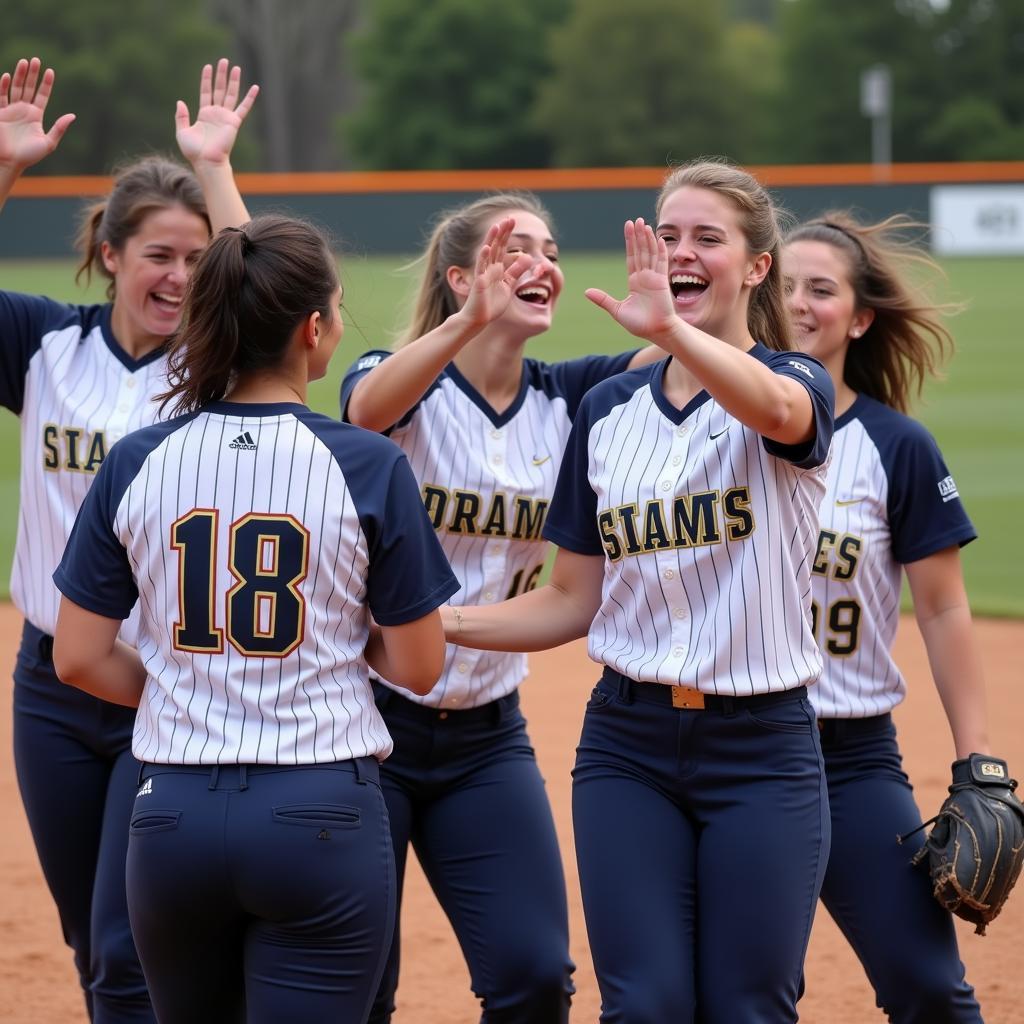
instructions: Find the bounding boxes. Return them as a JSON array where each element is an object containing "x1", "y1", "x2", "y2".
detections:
[
  {"x1": 397, "y1": 191, "x2": 555, "y2": 348},
  {"x1": 158, "y1": 215, "x2": 340, "y2": 415},
  {"x1": 75, "y1": 156, "x2": 210, "y2": 300},
  {"x1": 784, "y1": 213, "x2": 956, "y2": 413},
  {"x1": 656, "y1": 159, "x2": 792, "y2": 351}
]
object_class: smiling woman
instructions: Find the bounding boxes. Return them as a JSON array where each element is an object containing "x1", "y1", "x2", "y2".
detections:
[
  {"x1": 339, "y1": 192, "x2": 664, "y2": 1024},
  {"x1": 0, "y1": 55, "x2": 256, "y2": 1021}
]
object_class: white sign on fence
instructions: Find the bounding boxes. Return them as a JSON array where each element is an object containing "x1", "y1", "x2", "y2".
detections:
[{"x1": 930, "y1": 185, "x2": 1024, "y2": 256}]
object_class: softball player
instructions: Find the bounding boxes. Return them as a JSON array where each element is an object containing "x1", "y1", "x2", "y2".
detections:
[
  {"x1": 444, "y1": 161, "x2": 836, "y2": 1023},
  {"x1": 341, "y1": 193, "x2": 663, "y2": 1023},
  {"x1": 783, "y1": 214, "x2": 989, "y2": 1022},
  {"x1": 52, "y1": 214, "x2": 459, "y2": 1024},
  {"x1": 0, "y1": 57, "x2": 254, "y2": 1021}
]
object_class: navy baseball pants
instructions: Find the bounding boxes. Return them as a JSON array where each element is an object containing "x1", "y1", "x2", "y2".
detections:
[
  {"x1": 817, "y1": 714, "x2": 982, "y2": 1023},
  {"x1": 127, "y1": 758, "x2": 395, "y2": 1024},
  {"x1": 573, "y1": 669, "x2": 830, "y2": 1024},
  {"x1": 12, "y1": 621, "x2": 153, "y2": 1023},
  {"x1": 369, "y1": 682, "x2": 574, "y2": 1024}
]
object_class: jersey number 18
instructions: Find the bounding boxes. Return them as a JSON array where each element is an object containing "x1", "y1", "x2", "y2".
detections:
[{"x1": 171, "y1": 509, "x2": 310, "y2": 658}]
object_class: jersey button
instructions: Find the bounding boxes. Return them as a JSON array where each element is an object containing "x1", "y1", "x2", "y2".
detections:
[
  {"x1": 439, "y1": 711, "x2": 449, "y2": 720},
  {"x1": 662, "y1": 569, "x2": 674, "y2": 580},
  {"x1": 673, "y1": 646, "x2": 686, "y2": 658},
  {"x1": 661, "y1": 480, "x2": 672, "y2": 491},
  {"x1": 672, "y1": 455, "x2": 682, "y2": 466},
  {"x1": 677, "y1": 425, "x2": 689, "y2": 436},
  {"x1": 125, "y1": 378, "x2": 136, "y2": 389},
  {"x1": 674, "y1": 608, "x2": 688, "y2": 620},
  {"x1": 457, "y1": 662, "x2": 468, "y2": 673},
  {"x1": 493, "y1": 454, "x2": 503, "y2": 465},
  {"x1": 484, "y1": 591, "x2": 494, "y2": 601},
  {"x1": 491, "y1": 429, "x2": 502, "y2": 439}
]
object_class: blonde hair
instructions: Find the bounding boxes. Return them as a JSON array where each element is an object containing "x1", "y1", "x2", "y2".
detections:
[
  {"x1": 397, "y1": 192, "x2": 554, "y2": 348},
  {"x1": 784, "y1": 213, "x2": 956, "y2": 413},
  {"x1": 657, "y1": 159, "x2": 792, "y2": 351}
]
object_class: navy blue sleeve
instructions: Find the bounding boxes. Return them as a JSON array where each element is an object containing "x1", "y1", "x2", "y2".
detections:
[
  {"x1": 879, "y1": 421, "x2": 977, "y2": 564},
  {"x1": 0, "y1": 292, "x2": 72, "y2": 413},
  {"x1": 542, "y1": 397, "x2": 604, "y2": 555},
  {"x1": 758, "y1": 349, "x2": 835, "y2": 469},
  {"x1": 365, "y1": 452, "x2": 460, "y2": 624},
  {"x1": 543, "y1": 350, "x2": 639, "y2": 419},
  {"x1": 339, "y1": 349, "x2": 441, "y2": 435},
  {"x1": 52, "y1": 448, "x2": 140, "y2": 620}
]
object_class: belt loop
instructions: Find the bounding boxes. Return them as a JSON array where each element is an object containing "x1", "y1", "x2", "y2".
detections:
[
  {"x1": 616, "y1": 674, "x2": 634, "y2": 704},
  {"x1": 38, "y1": 633, "x2": 54, "y2": 662},
  {"x1": 239, "y1": 765, "x2": 248, "y2": 792},
  {"x1": 208, "y1": 766, "x2": 220, "y2": 791},
  {"x1": 137, "y1": 762, "x2": 146, "y2": 786},
  {"x1": 353, "y1": 757, "x2": 367, "y2": 785},
  {"x1": 720, "y1": 696, "x2": 736, "y2": 717}
]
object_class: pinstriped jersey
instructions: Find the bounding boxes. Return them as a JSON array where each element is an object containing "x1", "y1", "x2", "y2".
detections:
[
  {"x1": 808, "y1": 395, "x2": 976, "y2": 718},
  {"x1": 544, "y1": 346, "x2": 835, "y2": 694},
  {"x1": 53, "y1": 401, "x2": 459, "y2": 764},
  {"x1": 0, "y1": 293, "x2": 170, "y2": 640},
  {"x1": 342, "y1": 348, "x2": 636, "y2": 709}
]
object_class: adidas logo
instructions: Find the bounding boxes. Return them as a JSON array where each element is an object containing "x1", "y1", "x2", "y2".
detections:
[
  {"x1": 137, "y1": 778, "x2": 153, "y2": 798},
  {"x1": 228, "y1": 431, "x2": 257, "y2": 451}
]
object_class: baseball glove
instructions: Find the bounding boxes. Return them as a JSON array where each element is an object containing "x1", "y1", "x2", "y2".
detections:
[{"x1": 903, "y1": 753, "x2": 1024, "y2": 935}]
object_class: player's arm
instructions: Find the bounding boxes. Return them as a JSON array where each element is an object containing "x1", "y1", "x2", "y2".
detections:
[
  {"x1": 53, "y1": 598, "x2": 146, "y2": 708},
  {"x1": 346, "y1": 218, "x2": 533, "y2": 432},
  {"x1": 364, "y1": 609, "x2": 447, "y2": 696},
  {"x1": 175, "y1": 58, "x2": 258, "y2": 232},
  {"x1": 441, "y1": 548, "x2": 604, "y2": 652},
  {"x1": 587, "y1": 219, "x2": 818, "y2": 445},
  {"x1": 0, "y1": 58, "x2": 75, "y2": 215},
  {"x1": 905, "y1": 545, "x2": 989, "y2": 759}
]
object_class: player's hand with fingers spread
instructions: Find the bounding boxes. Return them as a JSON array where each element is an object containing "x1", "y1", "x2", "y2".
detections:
[
  {"x1": 459, "y1": 217, "x2": 536, "y2": 331},
  {"x1": 0, "y1": 57, "x2": 75, "y2": 175},
  {"x1": 585, "y1": 218, "x2": 679, "y2": 349},
  {"x1": 175, "y1": 58, "x2": 258, "y2": 170}
]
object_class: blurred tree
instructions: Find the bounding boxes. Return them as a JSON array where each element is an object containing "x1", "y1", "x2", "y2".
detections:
[
  {"x1": 532, "y1": 0, "x2": 765, "y2": 167},
  {"x1": 0, "y1": 0, "x2": 233, "y2": 174},
  {"x1": 210, "y1": 0, "x2": 360, "y2": 171},
  {"x1": 776, "y1": 0, "x2": 1024, "y2": 163},
  {"x1": 344, "y1": 0, "x2": 568, "y2": 169}
]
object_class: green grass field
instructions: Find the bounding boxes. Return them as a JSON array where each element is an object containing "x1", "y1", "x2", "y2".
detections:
[{"x1": 1, "y1": 254, "x2": 1021, "y2": 615}]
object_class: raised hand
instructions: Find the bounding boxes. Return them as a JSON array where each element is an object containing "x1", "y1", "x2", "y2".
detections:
[
  {"x1": 585, "y1": 219, "x2": 678, "y2": 346},
  {"x1": 460, "y1": 217, "x2": 536, "y2": 329},
  {"x1": 175, "y1": 59, "x2": 258, "y2": 169},
  {"x1": 0, "y1": 58, "x2": 75, "y2": 173}
]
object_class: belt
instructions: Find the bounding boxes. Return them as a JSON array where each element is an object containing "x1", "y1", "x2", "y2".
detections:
[
  {"x1": 601, "y1": 667, "x2": 807, "y2": 713},
  {"x1": 371, "y1": 679, "x2": 519, "y2": 724},
  {"x1": 138, "y1": 757, "x2": 379, "y2": 790},
  {"x1": 817, "y1": 713, "x2": 893, "y2": 746}
]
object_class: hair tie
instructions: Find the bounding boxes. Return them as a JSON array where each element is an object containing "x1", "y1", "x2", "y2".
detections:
[{"x1": 225, "y1": 225, "x2": 253, "y2": 255}]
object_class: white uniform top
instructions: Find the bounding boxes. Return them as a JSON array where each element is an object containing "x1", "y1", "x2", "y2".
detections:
[
  {"x1": 342, "y1": 348, "x2": 636, "y2": 709},
  {"x1": 53, "y1": 401, "x2": 459, "y2": 764},
  {"x1": 0, "y1": 293, "x2": 169, "y2": 640},
  {"x1": 544, "y1": 347, "x2": 835, "y2": 694},
  {"x1": 808, "y1": 394, "x2": 976, "y2": 718}
]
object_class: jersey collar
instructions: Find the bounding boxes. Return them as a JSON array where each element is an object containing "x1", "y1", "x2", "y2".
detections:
[
  {"x1": 99, "y1": 304, "x2": 169, "y2": 372},
  {"x1": 834, "y1": 392, "x2": 868, "y2": 431},
  {"x1": 444, "y1": 360, "x2": 531, "y2": 428}
]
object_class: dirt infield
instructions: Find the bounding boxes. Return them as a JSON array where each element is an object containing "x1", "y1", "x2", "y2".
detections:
[{"x1": 1, "y1": 603, "x2": 1021, "y2": 1022}]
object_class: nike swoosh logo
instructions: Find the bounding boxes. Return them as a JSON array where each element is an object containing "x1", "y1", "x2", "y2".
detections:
[
  {"x1": 835, "y1": 497, "x2": 865, "y2": 506},
  {"x1": 532, "y1": 455, "x2": 551, "y2": 466},
  {"x1": 709, "y1": 426, "x2": 730, "y2": 440}
]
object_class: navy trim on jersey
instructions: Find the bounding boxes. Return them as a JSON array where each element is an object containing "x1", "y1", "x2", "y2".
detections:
[
  {"x1": 840, "y1": 393, "x2": 976, "y2": 564},
  {"x1": 291, "y1": 408, "x2": 460, "y2": 625},
  {"x1": 339, "y1": 348, "x2": 638, "y2": 432},
  {"x1": 98, "y1": 303, "x2": 170, "y2": 372},
  {"x1": 53, "y1": 413, "x2": 199, "y2": 619},
  {"x1": 0, "y1": 292, "x2": 106, "y2": 414}
]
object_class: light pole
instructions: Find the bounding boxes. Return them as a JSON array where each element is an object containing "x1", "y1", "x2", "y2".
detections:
[{"x1": 860, "y1": 64, "x2": 892, "y2": 179}]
